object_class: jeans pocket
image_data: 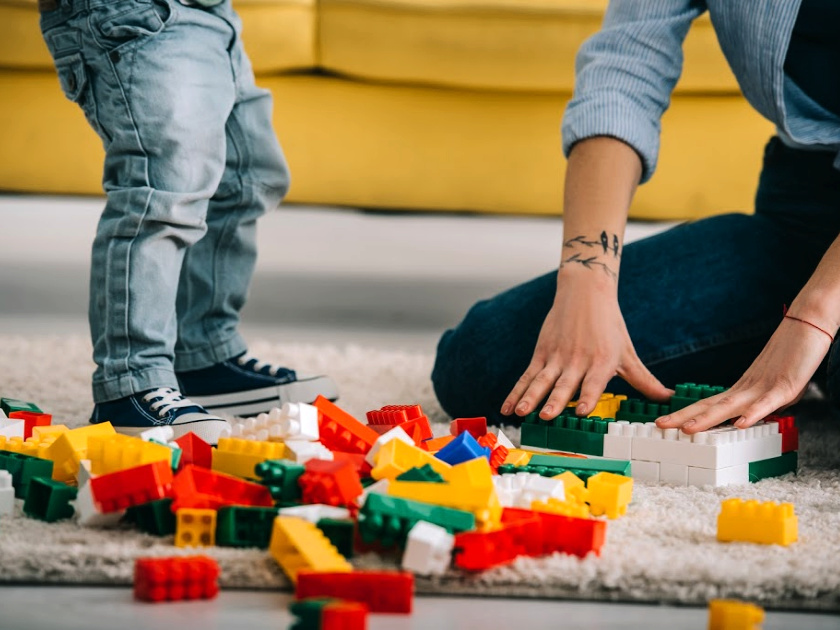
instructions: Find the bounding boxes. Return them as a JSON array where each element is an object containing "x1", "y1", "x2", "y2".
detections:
[
  {"x1": 54, "y1": 53, "x2": 108, "y2": 141},
  {"x1": 92, "y1": 0, "x2": 172, "y2": 49}
]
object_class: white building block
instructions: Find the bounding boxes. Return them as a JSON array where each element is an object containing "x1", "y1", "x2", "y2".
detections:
[
  {"x1": 402, "y1": 521, "x2": 454, "y2": 576},
  {"x1": 495, "y1": 428, "x2": 515, "y2": 450},
  {"x1": 602, "y1": 421, "x2": 633, "y2": 459},
  {"x1": 0, "y1": 417, "x2": 24, "y2": 438},
  {"x1": 630, "y1": 460, "x2": 660, "y2": 483},
  {"x1": 71, "y1": 482, "x2": 124, "y2": 528},
  {"x1": 279, "y1": 504, "x2": 350, "y2": 523},
  {"x1": 359, "y1": 478, "x2": 390, "y2": 505},
  {"x1": 76, "y1": 459, "x2": 94, "y2": 488},
  {"x1": 140, "y1": 426, "x2": 175, "y2": 443},
  {"x1": 493, "y1": 472, "x2": 564, "y2": 508},
  {"x1": 687, "y1": 464, "x2": 749, "y2": 488},
  {"x1": 659, "y1": 462, "x2": 689, "y2": 486},
  {"x1": 0, "y1": 470, "x2": 14, "y2": 516},
  {"x1": 230, "y1": 402, "x2": 320, "y2": 442},
  {"x1": 284, "y1": 440, "x2": 333, "y2": 464},
  {"x1": 365, "y1": 426, "x2": 414, "y2": 466}
]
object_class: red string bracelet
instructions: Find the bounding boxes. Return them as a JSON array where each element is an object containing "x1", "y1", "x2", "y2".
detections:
[{"x1": 782, "y1": 305, "x2": 835, "y2": 343}]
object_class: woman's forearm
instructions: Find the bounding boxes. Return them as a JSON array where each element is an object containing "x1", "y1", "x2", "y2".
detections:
[{"x1": 787, "y1": 232, "x2": 840, "y2": 337}]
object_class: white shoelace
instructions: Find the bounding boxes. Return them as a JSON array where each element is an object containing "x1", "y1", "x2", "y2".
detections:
[
  {"x1": 236, "y1": 353, "x2": 289, "y2": 377},
  {"x1": 142, "y1": 388, "x2": 199, "y2": 418}
]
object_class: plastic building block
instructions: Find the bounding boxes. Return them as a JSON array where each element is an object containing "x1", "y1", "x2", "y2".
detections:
[
  {"x1": 586, "y1": 472, "x2": 633, "y2": 519},
  {"x1": 22, "y1": 476, "x2": 77, "y2": 522},
  {"x1": 688, "y1": 464, "x2": 749, "y2": 487},
  {"x1": 289, "y1": 598, "x2": 368, "y2": 630},
  {"x1": 170, "y1": 464, "x2": 273, "y2": 511},
  {"x1": 615, "y1": 398, "x2": 671, "y2": 423},
  {"x1": 316, "y1": 518, "x2": 355, "y2": 559},
  {"x1": 285, "y1": 440, "x2": 335, "y2": 464},
  {"x1": 31, "y1": 424, "x2": 68, "y2": 441},
  {"x1": 173, "y1": 432, "x2": 213, "y2": 470},
  {"x1": 212, "y1": 437, "x2": 285, "y2": 479},
  {"x1": 395, "y1": 464, "x2": 445, "y2": 483},
  {"x1": 255, "y1": 459, "x2": 304, "y2": 503},
  {"x1": 296, "y1": 570, "x2": 414, "y2": 613},
  {"x1": 90, "y1": 460, "x2": 173, "y2": 513},
  {"x1": 530, "y1": 496, "x2": 590, "y2": 518},
  {"x1": 214, "y1": 505, "x2": 277, "y2": 548},
  {"x1": 708, "y1": 599, "x2": 764, "y2": 630},
  {"x1": 449, "y1": 417, "x2": 487, "y2": 439},
  {"x1": 8, "y1": 411, "x2": 51, "y2": 440},
  {"x1": 398, "y1": 415, "x2": 434, "y2": 444},
  {"x1": 70, "y1": 482, "x2": 125, "y2": 528},
  {"x1": 503, "y1": 507, "x2": 606, "y2": 558},
  {"x1": 576, "y1": 392, "x2": 627, "y2": 419},
  {"x1": 476, "y1": 433, "x2": 509, "y2": 472},
  {"x1": 659, "y1": 462, "x2": 689, "y2": 486},
  {"x1": 149, "y1": 438, "x2": 182, "y2": 470},
  {"x1": 359, "y1": 478, "x2": 390, "y2": 505},
  {"x1": 273, "y1": 402, "x2": 320, "y2": 441},
  {"x1": 0, "y1": 433, "x2": 56, "y2": 459},
  {"x1": 434, "y1": 431, "x2": 490, "y2": 466},
  {"x1": 140, "y1": 426, "x2": 175, "y2": 443},
  {"x1": 0, "y1": 398, "x2": 42, "y2": 416},
  {"x1": 521, "y1": 411, "x2": 613, "y2": 456},
  {"x1": 370, "y1": 438, "x2": 451, "y2": 481},
  {"x1": 527, "y1": 454, "x2": 632, "y2": 479},
  {"x1": 503, "y1": 449, "x2": 533, "y2": 467},
  {"x1": 554, "y1": 471, "x2": 587, "y2": 503},
  {"x1": 126, "y1": 499, "x2": 176, "y2": 536},
  {"x1": 175, "y1": 508, "x2": 217, "y2": 547},
  {"x1": 45, "y1": 422, "x2": 116, "y2": 483},
  {"x1": 358, "y1": 493, "x2": 475, "y2": 547},
  {"x1": 765, "y1": 414, "x2": 798, "y2": 453},
  {"x1": 134, "y1": 556, "x2": 220, "y2": 603},
  {"x1": 280, "y1": 504, "x2": 352, "y2": 523},
  {"x1": 0, "y1": 450, "x2": 54, "y2": 499},
  {"x1": 269, "y1": 516, "x2": 353, "y2": 583},
  {"x1": 87, "y1": 434, "x2": 171, "y2": 476},
  {"x1": 0, "y1": 416, "x2": 25, "y2": 439},
  {"x1": 0, "y1": 470, "x2": 13, "y2": 516},
  {"x1": 299, "y1": 458, "x2": 363, "y2": 507},
  {"x1": 669, "y1": 383, "x2": 726, "y2": 412},
  {"x1": 493, "y1": 472, "x2": 565, "y2": 508},
  {"x1": 717, "y1": 498, "x2": 797, "y2": 546},
  {"x1": 748, "y1": 451, "x2": 797, "y2": 482},
  {"x1": 366, "y1": 404, "x2": 425, "y2": 426},
  {"x1": 388, "y1": 478, "x2": 501, "y2": 527},
  {"x1": 365, "y1": 426, "x2": 414, "y2": 466},
  {"x1": 420, "y1": 435, "x2": 454, "y2": 453},
  {"x1": 454, "y1": 511, "x2": 543, "y2": 571},
  {"x1": 402, "y1": 521, "x2": 454, "y2": 575},
  {"x1": 313, "y1": 396, "x2": 378, "y2": 455}
]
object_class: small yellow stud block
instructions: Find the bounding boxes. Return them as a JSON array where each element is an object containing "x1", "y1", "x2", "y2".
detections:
[
  {"x1": 708, "y1": 599, "x2": 764, "y2": 630},
  {"x1": 45, "y1": 423, "x2": 116, "y2": 482},
  {"x1": 553, "y1": 471, "x2": 588, "y2": 503},
  {"x1": 531, "y1": 497, "x2": 591, "y2": 519},
  {"x1": 212, "y1": 438, "x2": 286, "y2": 479},
  {"x1": 447, "y1": 457, "x2": 494, "y2": 488},
  {"x1": 586, "y1": 472, "x2": 633, "y2": 519},
  {"x1": 0, "y1": 436, "x2": 40, "y2": 458},
  {"x1": 717, "y1": 498, "x2": 797, "y2": 546},
  {"x1": 389, "y1": 479, "x2": 502, "y2": 526},
  {"x1": 370, "y1": 438, "x2": 452, "y2": 481},
  {"x1": 269, "y1": 516, "x2": 352, "y2": 583},
  {"x1": 175, "y1": 509, "x2": 217, "y2": 548},
  {"x1": 568, "y1": 393, "x2": 627, "y2": 419},
  {"x1": 87, "y1": 434, "x2": 172, "y2": 476},
  {"x1": 503, "y1": 449, "x2": 533, "y2": 467}
]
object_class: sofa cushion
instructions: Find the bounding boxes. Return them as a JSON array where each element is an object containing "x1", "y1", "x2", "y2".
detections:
[
  {"x1": 319, "y1": 0, "x2": 738, "y2": 93},
  {"x1": 0, "y1": 0, "x2": 316, "y2": 74}
]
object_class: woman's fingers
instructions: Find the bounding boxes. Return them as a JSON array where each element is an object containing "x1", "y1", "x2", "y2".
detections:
[
  {"x1": 540, "y1": 368, "x2": 587, "y2": 418},
  {"x1": 502, "y1": 364, "x2": 561, "y2": 416},
  {"x1": 618, "y1": 351, "x2": 673, "y2": 402}
]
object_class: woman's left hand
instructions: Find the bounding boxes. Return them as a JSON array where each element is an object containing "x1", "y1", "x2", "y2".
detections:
[{"x1": 655, "y1": 316, "x2": 833, "y2": 434}]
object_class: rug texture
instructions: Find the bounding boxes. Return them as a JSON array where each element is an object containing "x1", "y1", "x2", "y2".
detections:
[{"x1": 0, "y1": 335, "x2": 838, "y2": 611}]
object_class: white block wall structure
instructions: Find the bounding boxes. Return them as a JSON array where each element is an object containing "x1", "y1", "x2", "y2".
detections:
[
  {"x1": 402, "y1": 521, "x2": 454, "y2": 576},
  {"x1": 630, "y1": 460, "x2": 660, "y2": 483},
  {"x1": 659, "y1": 462, "x2": 689, "y2": 486},
  {"x1": 687, "y1": 464, "x2": 749, "y2": 487},
  {"x1": 0, "y1": 470, "x2": 14, "y2": 516},
  {"x1": 229, "y1": 402, "x2": 320, "y2": 442}
]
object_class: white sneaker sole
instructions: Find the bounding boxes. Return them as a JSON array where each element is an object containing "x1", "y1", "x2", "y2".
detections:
[
  {"x1": 189, "y1": 375, "x2": 339, "y2": 418},
  {"x1": 112, "y1": 418, "x2": 232, "y2": 445}
]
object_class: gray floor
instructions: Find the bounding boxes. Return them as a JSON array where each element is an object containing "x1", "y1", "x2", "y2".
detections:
[{"x1": 2, "y1": 197, "x2": 836, "y2": 629}]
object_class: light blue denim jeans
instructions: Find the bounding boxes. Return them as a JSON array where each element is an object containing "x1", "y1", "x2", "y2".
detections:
[{"x1": 40, "y1": 0, "x2": 290, "y2": 402}]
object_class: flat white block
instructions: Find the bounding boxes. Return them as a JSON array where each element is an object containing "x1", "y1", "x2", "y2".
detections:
[
  {"x1": 284, "y1": 440, "x2": 333, "y2": 463},
  {"x1": 365, "y1": 426, "x2": 414, "y2": 466},
  {"x1": 602, "y1": 433, "x2": 632, "y2": 460},
  {"x1": 0, "y1": 417, "x2": 24, "y2": 439},
  {"x1": 659, "y1": 462, "x2": 689, "y2": 486},
  {"x1": 495, "y1": 428, "x2": 515, "y2": 450},
  {"x1": 279, "y1": 504, "x2": 349, "y2": 523},
  {"x1": 402, "y1": 521, "x2": 454, "y2": 576},
  {"x1": 687, "y1": 464, "x2": 749, "y2": 488},
  {"x1": 630, "y1": 460, "x2": 660, "y2": 483}
]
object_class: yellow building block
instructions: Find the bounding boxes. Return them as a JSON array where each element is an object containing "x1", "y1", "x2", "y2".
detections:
[
  {"x1": 32, "y1": 425, "x2": 68, "y2": 440},
  {"x1": 0, "y1": 436, "x2": 39, "y2": 457},
  {"x1": 388, "y1": 479, "x2": 502, "y2": 527},
  {"x1": 553, "y1": 471, "x2": 588, "y2": 504},
  {"x1": 269, "y1": 516, "x2": 352, "y2": 584},
  {"x1": 503, "y1": 448, "x2": 532, "y2": 467},
  {"x1": 87, "y1": 434, "x2": 172, "y2": 476},
  {"x1": 212, "y1": 437, "x2": 286, "y2": 479},
  {"x1": 531, "y1": 497, "x2": 591, "y2": 519},
  {"x1": 708, "y1": 599, "x2": 764, "y2": 630},
  {"x1": 447, "y1": 457, "x2": 494, "y2": 488},
  {"x1": 586, "y1": 472, "x2": 633, "y2": 519},
  {"x1": 717, "y1": 498, "x2": 797, "y2": 546},
  {"x1": 568, "y1": 393, "x2": 628, "y2": 419},
  {"x1": 175, "y1": 509, "x2": 217, "y2": 548},
  {"x1": 45, "y1": 422, "x2": 116, "y2": 482},
  {"x1": 370, "y1": 438, "x2": 452, "y2": 481}
]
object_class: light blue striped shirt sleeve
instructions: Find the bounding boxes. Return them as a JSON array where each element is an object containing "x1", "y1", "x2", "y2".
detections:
[{"x1": 561, "y1": 0, "x2": 708, "y2": 183}]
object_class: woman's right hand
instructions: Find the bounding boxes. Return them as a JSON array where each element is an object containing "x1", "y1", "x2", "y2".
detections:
[{"x1": 500, "y1": 265, "x2": 672, "y2": 419}]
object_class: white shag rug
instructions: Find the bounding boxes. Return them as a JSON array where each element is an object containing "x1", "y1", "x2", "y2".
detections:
[{"x1": 0, "y1": 335, "x2": 839, "y2": 612}]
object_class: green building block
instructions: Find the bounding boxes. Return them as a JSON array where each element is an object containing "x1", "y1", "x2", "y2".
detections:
[
  {"x1": 255, "y1": 459, "x2": 304, "y2": 503},
  {"x1": 149, "y1": 439, "x2": 182, "y2": 470},
  {"x1": 316, "y1": 517, "x2": 355, "y2": 558},
  {"x1": 0, "y1": 451, "x2": 54, "y2": 499},
  {"x1": 615, "y1": 398, "x2": 671, "y2": 423},
  {"x1": 520, "y1": 413, "x2": 549, "y2": 449},
  {"x1": 499, "y1": 454, "x2": 631, "y2": 481},
  {"x1": 0, "y1": 398, "x2": 43, "y2": 416},
  {"x1": 749, "y1": 451, "x2": 798, "y2": 482},
  {"x1": 22, "y1": 476, "x2": 77, "y2": 522},
  {"x1": 289, "y1": 598, "x2": 337, "y2": 630},
  {"x1": 126, "y1": 498, "x2": 176, "y2": 536},
  {"x1": 358, "y1": 493, "x2": 475, "y2": 547},
  {"x1": 521, "y1": 412, "x2": 613, "y2": 456},
  {"x1": 216, "y1": 505, "x2": 278, "y2": 548},
  {"x1": 669, "y1": 383, "x2": 726, "y2": 413},
  {"x1": 396, "y1": 464, "x2": 445, "y2": 483}
]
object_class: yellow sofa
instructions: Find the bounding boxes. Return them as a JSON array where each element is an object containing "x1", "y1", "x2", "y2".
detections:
[{"x1": 0, "y1": 0, "x2": 773, "y2": 219}]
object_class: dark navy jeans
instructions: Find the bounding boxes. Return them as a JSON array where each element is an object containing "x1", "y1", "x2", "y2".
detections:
[{"x1": 432, "y1": 138, "x2": 840, "y2": 425}]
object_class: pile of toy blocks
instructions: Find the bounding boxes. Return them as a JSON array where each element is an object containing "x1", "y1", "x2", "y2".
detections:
[{"x1": 519, "y1": 384, "x2": 799, "y2": 487}]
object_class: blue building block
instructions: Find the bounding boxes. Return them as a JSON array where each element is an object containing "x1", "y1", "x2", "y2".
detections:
[{"x1": 434, "y1": 432, "x2": 490, "y2": 466}]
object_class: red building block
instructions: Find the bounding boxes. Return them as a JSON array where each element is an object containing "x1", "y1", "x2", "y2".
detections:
[
  {"x1": 322, "y1": 601, "x2": 368, "y2": 630},
  {"x1": 314, "y1": 396, "x2": 379, "y2": 456},
  {"x1": 331, "y1": 451, "x2": 372, "y2": 479},
  {"x1": 90, "y1": 460, "x2": 173, "y2": 513},
  {"x1": 477, "y1": 434, "x2": 508, "y2": 473},
  {"x1": 300, "y1": 458, "x2": 364, "y2": 507},
  {"x1": 400, "y1": 416, "x2": 433, "y2": 444},
  {"x1": 503, "y1": 507, "x2": 606, "y2": 558},
  {"x1": 766, "y1": 414, "x2": 798, "y2": 453},
  {"x1": 366, "y1": 404, "x2": 424, "y2": 426},
  {"x1": 296, "y1": 570, "x2": 414, "y2": 613},
  {"x1": 9, "y1": 411, "x2": 52, "y2": 440},
  {"x1": 174, "y1": 432, "x2": 213, "y2": 470},
  {"x1": 134, "y1": 556, "x2": 220, "y2": 602},
  {"x1": 450, "y1": 417, "x2": 488, "y2": 440},
  {"x1": 454, "y1": 510, "x2": 543, "y2": 571},
  {"x1": 171, "y1": 464, "x2": 273, "y2": 511},
  {"x1": 421, "y1": 435, "x2": 454, "y2": 452}
]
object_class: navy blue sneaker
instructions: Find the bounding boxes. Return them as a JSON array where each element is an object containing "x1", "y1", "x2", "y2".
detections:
[
  {"x1": 176, "y1": 352, "x2": 339, "y2": 418},
  {"x1": 90, "y1": 388, "x2": 231, "y2": 444}
]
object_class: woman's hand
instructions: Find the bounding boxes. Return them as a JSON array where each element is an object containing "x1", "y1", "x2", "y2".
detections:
[
  {"x1": 655, "y1": 316, "x2": 833, "y2": 433},
  {"x1": 500, "y1": 266, "x2": 672, "y2": 419}
]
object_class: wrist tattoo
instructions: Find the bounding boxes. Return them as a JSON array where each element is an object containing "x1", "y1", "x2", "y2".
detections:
[{"x1": 561, "y1": 231, "x2": 621, "y2": 280}]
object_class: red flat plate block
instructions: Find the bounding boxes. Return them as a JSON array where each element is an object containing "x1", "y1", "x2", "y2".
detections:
[
  {"x1": 296, "y1": 570, "x2": 414, "y2": 614},
  {"x1": 90, "y1": 460, "x2": 173, "y2": 513},
  {"x1": 171, "y1": 464, "x2": 273, "y2": 511}
]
